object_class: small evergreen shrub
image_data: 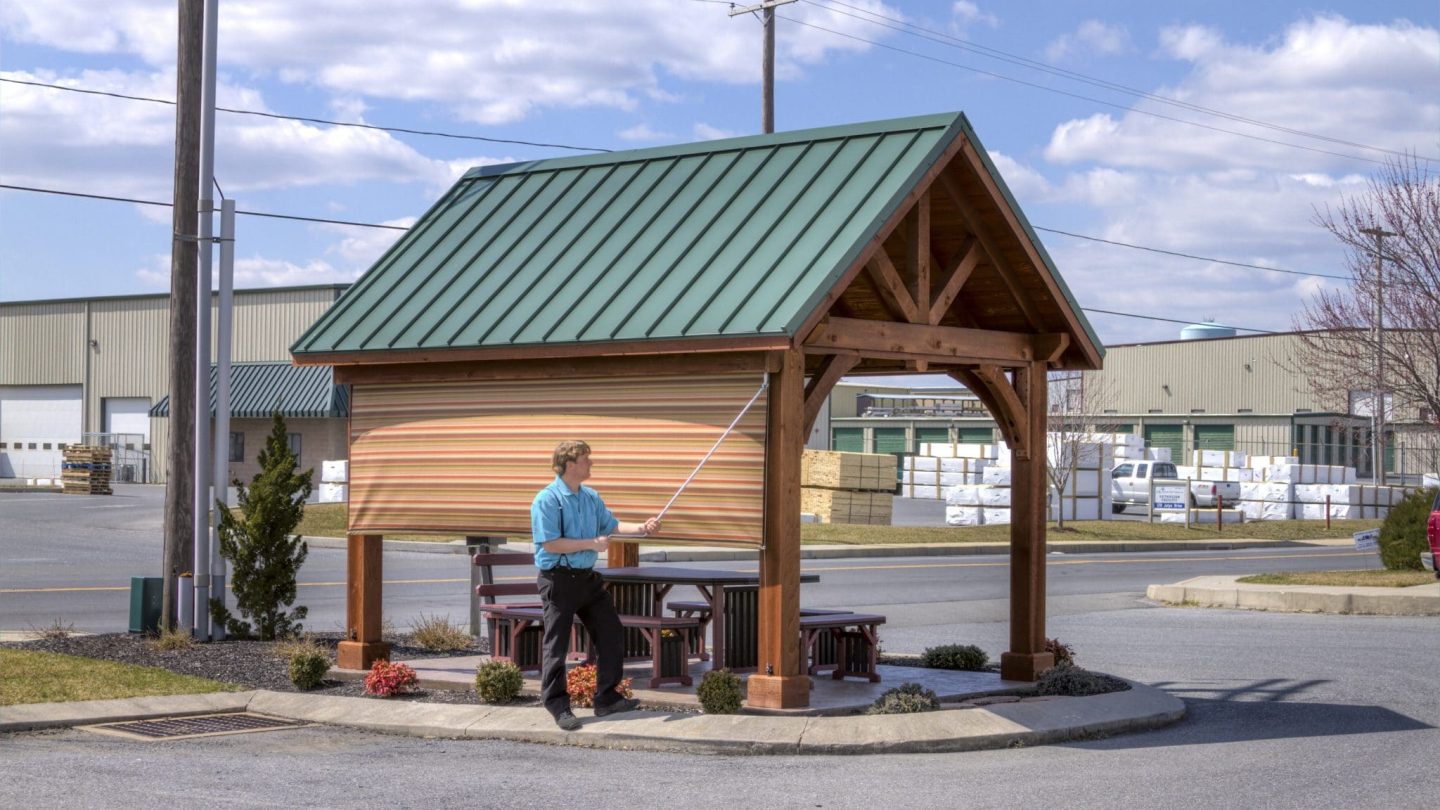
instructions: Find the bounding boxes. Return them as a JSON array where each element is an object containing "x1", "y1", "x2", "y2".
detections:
[
  {"x1": 364, "y1": 660, "x2": 418, "y2": 697},
  {"x1": 1045, "y1": 637, "x2": 1075, "y2": 667},
  {"x1": 289, "y1": 648, "x2": 331, "y2": 690},
  {"x1": 565, "y1": 663, "x2": 632, "y2": 708},
  {"x1": 409, "y1": 613, "x2": 472, "y2": 653},
  {"x1": 474, "y1": 660, "x2": 524, "y2": 704},
  {"x1": 695, "y1": 669, "x2": 744, "y2": 714},
  {"x1": 867, "y1": 683, "x2": 941, "y2": 715},
  {"x1": 921, "y1": 643, "x2": 988, "y2": 671},
  {"x1": 1035, "y1": 663, "x2": 1130, "y2": 697},
  {"x1": 1378, "y1": 487, "x2": 1433, "y2": 571}
]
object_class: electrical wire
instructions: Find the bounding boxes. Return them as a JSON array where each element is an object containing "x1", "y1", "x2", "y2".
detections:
[
  {"x1": 1034, "y1": 227, "x2": 1349, "y2": 280},
  {"x1": 0, "y1": 77, "x2": 612, "y2": 153},
  {"x1": 1080, "y1": 307, "x2": 1277, "y2": 334}
]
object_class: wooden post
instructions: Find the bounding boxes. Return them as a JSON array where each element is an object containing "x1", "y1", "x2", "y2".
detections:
[
  {"x1": 608, "y1": 542, "x2": 638, "y2": 568},
  {"x1": 337, "y1": 534, "x2": 390, "y2": 670},
  {"x1": 747, "y1": 347, "x2": 810, "y2": 708},
  {"x1": 1000, "y1": 361, "x2": 1054, "y2": 682}
]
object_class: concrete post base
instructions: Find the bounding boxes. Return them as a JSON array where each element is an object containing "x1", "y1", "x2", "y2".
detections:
[{"x1": 746, "y1": 673, "x2": 812, "y2": 709}]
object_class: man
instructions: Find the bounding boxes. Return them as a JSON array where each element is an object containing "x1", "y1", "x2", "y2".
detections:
[{"x1": 532, "y1": 439, "x2": 661, "y2": 730}]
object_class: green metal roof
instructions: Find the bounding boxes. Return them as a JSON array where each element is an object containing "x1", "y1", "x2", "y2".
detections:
[
  {"x1": 151, "y1": 363, "x2": 348, "y2": 419},
  {"x1": 292, "y1": 113, "x2": 972, "y2": 357}
]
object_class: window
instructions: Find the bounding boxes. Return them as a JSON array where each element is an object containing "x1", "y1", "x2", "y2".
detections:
[
  {"x1": 228, "y1": 432, "x2": 244, "y2": 463},
  {"x1": 42, "y1": 443, "x2": 52, "y2": 450},
  {"x1": 1156, "y1": 463, "x2": 1177, "y2": 478},
  {"x1": 1112, "y1": 463, "x2": 1134, "y2": 478},
  {"x1": 1135, "y1": 463, "x2": 1149, "y2": 478},
  {"x1": 287, "y1": 433, "x2": 302, "y2": 461}
]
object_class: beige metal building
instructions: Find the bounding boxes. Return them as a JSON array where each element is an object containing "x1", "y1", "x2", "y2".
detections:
[{"x1": 0, "y1": 285, "x2": 349, "y2": 482}]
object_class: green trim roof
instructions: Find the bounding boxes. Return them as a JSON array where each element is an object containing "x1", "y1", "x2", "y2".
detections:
[{"x1": 151, "y1": 363, "x2": 347, "y2": 419}]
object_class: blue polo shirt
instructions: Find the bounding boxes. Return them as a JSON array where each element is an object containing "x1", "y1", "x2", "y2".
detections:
[{"x1": 531, "y1": 476, "x2": 618, "y2": 570}]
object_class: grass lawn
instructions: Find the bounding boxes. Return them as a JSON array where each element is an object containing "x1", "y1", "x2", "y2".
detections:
[
  {"x1": 296, "y1": 503, "x2": 1380, "y2": 546},
  {"x1": 1237, "y1": 569, "x2": 1437, "y2": 588},
  {"x1": 0, "y1": 649, "x2": 239, "y2": 706}
]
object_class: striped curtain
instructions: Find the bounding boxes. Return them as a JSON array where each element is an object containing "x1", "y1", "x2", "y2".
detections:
[{"x1": 348, "y1": 373, "x2": 768, "y2": 546}]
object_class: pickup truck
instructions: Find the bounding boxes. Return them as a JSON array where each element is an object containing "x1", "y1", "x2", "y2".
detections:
[{"x1": 1109, "y1": 461, "x2": 1241, "y2": 513}]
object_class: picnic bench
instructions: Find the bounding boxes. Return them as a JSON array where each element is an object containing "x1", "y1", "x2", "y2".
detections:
[{"x1": 670, "y1": 598, "x2": 885, "y2": 681}]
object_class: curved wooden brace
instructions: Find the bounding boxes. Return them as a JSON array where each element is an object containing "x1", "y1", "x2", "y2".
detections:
[
  {"x1": 803, "y1": 353, "x2": 860, "y2": 438},
  {"x1": 948, "y1": 365, "x2": 1029, "y2": 459}
]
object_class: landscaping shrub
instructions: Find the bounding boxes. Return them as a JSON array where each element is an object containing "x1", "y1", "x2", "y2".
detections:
[
  {"x1": 409, "y1": 613, "x2": 472, "y2": 653},
  {"x1": 1035, "y1": 663, "x2": 1130, "y2": 697},
  {"x1": 695, "y1": 669, "x2": 744, "y2": 714},
  {"x1": 289, "y1": 648, "x2": 331, "y2": 691},
  {"x1": 148, "y1": 623, "x2": 195, "y2": 652},
  {"x1": 29, "y1": 618, "x2": 75, "y2": 641},
  {"x1": 565, "y1": 663, "x2": 632, "y2": 708},
  {"x1": 1045, "y1": 637, "x2": 1075, "y2": 667},
  {"x1": 1378, "y1": 487, "x2": 1433, "y2": 571},
  {"x1": 474, "y1": 660, "x2": 524, "y2": 704},
  {"x1": 920, "y1": 643, "x2": 988, "y2": 671},
  {"x1": 364, "y1": 660, "x2": 418, "y2": 698},
  {"x1": 867, "y1": 683, "x2": 941, "y2": 715},
  {"x1": 212, "y1": 412, "x2": 313, "y2": 640}
]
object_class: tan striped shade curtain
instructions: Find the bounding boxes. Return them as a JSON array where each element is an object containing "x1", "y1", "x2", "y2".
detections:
[{"x1": 347, "y1": 373, "x2": 768, "y2": 546}]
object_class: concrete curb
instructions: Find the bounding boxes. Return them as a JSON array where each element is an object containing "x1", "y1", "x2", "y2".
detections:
[
  {"x1": 300, "y1": 536, "x2": 1328, "y2": 561},
  {"x1": 1, "y1": 684, "x2": 1185, "y2": 755},
  {"x1": 1147, "y1": 576, "x2": 1440, "y2": 616}
]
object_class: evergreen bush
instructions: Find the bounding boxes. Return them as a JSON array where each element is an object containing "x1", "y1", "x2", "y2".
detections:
[
  {"x1": 695, "y1": 669, "x2": 744, "y2": 714},
  {"x1": 210, "y1": 412, "x2": 314, "y2": 640},
  {"x1": 866, "y1": 683, "x2": 940, "y2": 715},
  {"x1": 1035, "y1": 663, "x2": 1130, "y2": 697},
  {"x1": 1378, "y1": 487, "x2": 1433, "y2": 571},
  {"x1": 474, "y1": 660, "x2": 524, "y2": 704},
  {"x1": 289, "y1": 649, "x2": 331, "y2": 690},
  {"x1": 920, "y1": 643, "x2": 988, "y2": 671}
]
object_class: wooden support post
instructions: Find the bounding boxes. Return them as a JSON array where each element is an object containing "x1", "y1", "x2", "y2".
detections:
[
  {"x1": 608, "y1": 542, "x2": 638, "y2": 568},
  {"x1": 1001, "y1": 361, "x2": 1054, "y2": 682},
  {"x1": 747, "y1": 347, "x2": 810, "y2": 708},
  {"x1": 337, "y1": 534, "x2": 390, "y2": 670}
]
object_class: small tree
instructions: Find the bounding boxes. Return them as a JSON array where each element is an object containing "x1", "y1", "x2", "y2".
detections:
[
  {"x1": 1046, "y1": 371, "x2": 1117, "y2": 528},
  {"x1": 210, "y1": 411, "x2": 313, "y2": 639}
]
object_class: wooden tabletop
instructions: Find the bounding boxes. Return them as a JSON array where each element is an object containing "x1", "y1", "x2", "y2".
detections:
[{"x1": 600, "y1": 566, "x2": 820, "y2": 585}]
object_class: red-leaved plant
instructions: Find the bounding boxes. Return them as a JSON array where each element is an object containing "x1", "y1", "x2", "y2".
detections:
[
  {"x1": 565, "y1": 663, "x2": 633, "y2": 708},
  {"x1": 364, "y1": 659, "x2": 418, "y2": 698}
]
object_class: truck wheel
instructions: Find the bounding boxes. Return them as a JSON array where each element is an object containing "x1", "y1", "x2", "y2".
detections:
[{"x1": 1111, "y1": 504, "x2": 1125, "y2": 514}]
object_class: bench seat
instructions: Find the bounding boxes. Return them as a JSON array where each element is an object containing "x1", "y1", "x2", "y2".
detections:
[{"x1": 800, "y1": 612, "x2": 886, "y2": 682}]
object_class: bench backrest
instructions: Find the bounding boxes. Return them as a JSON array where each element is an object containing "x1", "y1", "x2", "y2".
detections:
[{"x1": 472, "y1": 551, "x2": 539, "y2": 599}]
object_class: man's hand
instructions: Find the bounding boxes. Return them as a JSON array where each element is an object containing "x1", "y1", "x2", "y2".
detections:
[
  {"x1": 642, "y1": 517, "x2": 662, "y2": 536},
  {"x1": 593, "y1": 535, "x2": 611, "y2": 552}
]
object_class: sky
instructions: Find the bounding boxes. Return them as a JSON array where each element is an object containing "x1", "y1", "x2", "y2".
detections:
[{"x1": 1, "y1": 0, "x2": 1437, "y2": 350}]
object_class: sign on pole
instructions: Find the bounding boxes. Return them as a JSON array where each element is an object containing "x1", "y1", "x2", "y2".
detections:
[
  {"x1": 1353, "y1": 529, "x2": 1380, "y2": 552},
  {"x1": 1154, "y1": 483, "x2": 1187, "y2": 511}
]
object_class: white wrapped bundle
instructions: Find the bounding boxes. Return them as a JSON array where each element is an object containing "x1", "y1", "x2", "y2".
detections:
[
  {"x1": 982, "y1": 507, "x2": 1011, "y2": 525},
  {"x1": 1300, "y1": 502, "x2": 1361, "y2": 520},
  {"x1": 317, "y1": 482, "x2": 348, "y2": 503},
  {"x1": 956, "y1": 443, "x2": 1003, "y2": 459},
  {"x1": 899, "y1": 483, "x2": 942, "y2": 500},
  {"x1": 1424, "y1": 473, "x2": 1440, "y2": 489},
  {"x1": 1145, "y1": 447, "x2": 1172, "y2": 462},
  {"x1": 1161, "y1": 509, "x2": 1242, "y2": 524},
  {"x1": 980, "y1": 486, "x2": 1011, "y2": 507},
  {"x1": 1055, "y1": 469, "x2": 1105, "y2": 497},
  {"x1": 1239, "y1": 482, "x2": 1294, "y2": 521},
  {"x1": 945, "y1": 485, "x2": 985, "y2": 506},
  {"x1": 919, "y1": 442, "x2": 958, "y2": 458},
  {"x1": 1262, "y1": 464, "x2": 1300, "y2": 483},
  {"x1": 903, "y1": 470, "x2": 982, "y2": 488},
  {"x1": 1189, "y1": 449, "x2": 1247, "y2": 468},
  {"x1": 321, "y1": 460, "x2": 349, "y2": 483},
  {"x1": 944, "y1": 506, "x2": 984, "y2": 526},
  {"x1": 1049, "y1": 498, "x2": 1101, "y2": 521},
  {"x1": 1049, "y1": 441, "x2": 1105, "y2": 470},
  {"x1": 1200, "y1": 466, "x2": 1253, "y2": 482},
  {"x1": 1247, "y1": 455, "x2": 1298, "y2": 469},
  {"x1": 982, "y1": 466, "x2": 1012, "y2": 486},
  {"x1": 1175, "y1": 465, "x2": 1199, "y2": 479},
  {"x1": 905, "y1": 457, "x2": 988, "y2": 474},
  {"x1": 1114, "y1": 444, "x2": 1146, "y2": 460}
]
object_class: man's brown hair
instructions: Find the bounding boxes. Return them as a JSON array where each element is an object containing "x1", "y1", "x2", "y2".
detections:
[{"x1": 551, "y1": 440, "x2": 591, "y2": 475}]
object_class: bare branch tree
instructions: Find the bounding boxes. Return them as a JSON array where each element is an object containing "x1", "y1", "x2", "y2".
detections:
[{"x1": 1046, "y1": 370, "x2": 1119, "y2": 528}]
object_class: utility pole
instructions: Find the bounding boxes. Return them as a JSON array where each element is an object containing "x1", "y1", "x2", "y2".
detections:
[
  {"x1": 1360, "y1": 225, "x2": 1397, "y2": 484},
  {"x1": 163, "y1": 0, "x2": 203, "y2": 630},
  {"x1": 729, "y1": 0, "x2": 797, "y2": 133}
]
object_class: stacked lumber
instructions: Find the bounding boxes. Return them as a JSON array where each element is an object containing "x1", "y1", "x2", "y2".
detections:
[
  {"x1": 61, "y1": 445, "x2": 112, "y2": 495},
  {"x1": 801, "y1": 450, "x2": 895, "y2": 525}
]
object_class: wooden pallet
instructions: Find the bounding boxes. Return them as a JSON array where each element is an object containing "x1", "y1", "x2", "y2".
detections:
[
  {"x1": 61, "y1": 446, "x2": 114, "y2": 495},
  {"x1": 801, "y1": 487, "x2": 893, "y2": 525},
  {"x1": 801, "y1": 450, "x2": 897, "y2": 492}
]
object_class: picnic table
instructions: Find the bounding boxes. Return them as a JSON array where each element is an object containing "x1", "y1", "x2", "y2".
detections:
[{"x1": 600, "y1": 566, "x2": 821, "y2": 671}]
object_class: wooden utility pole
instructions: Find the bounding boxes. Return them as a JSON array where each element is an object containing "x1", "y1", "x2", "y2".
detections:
[
  {"x1": 162, "y1": 0, "x2": 203, "y2": 630},
  {"x1": 729, "y1": 0, "x2": 796, "y2": 134}
]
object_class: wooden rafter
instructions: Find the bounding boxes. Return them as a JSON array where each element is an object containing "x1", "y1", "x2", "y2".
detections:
[
  {"x1": 928, "y1": 238, "x2": 980, "y2": 325},
  {"x1": 805, "y1": 316, "x2": 1065, "y2": 367},
  {"x1": 906, "y1": 191, "x2": 931, "y2": 317},
  {"x1": 948, "y1": 365, "x2": 1029, "y2": 459},
  {"x1": 937, "y1": 171, "x2": 1044, "y2": 331},
  {"x1": 864, "y1": 249, "x2": 920, "y2": 324},
  {"x1": 802, "y1": 353, "x2": 859, "y2": 437}
]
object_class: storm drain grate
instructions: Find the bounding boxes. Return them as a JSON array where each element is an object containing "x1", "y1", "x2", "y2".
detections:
[{"x1": 81, "y1": 713, "x2": 309, "y2": 741}]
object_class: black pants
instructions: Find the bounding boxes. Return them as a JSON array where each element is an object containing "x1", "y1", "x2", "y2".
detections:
[{"x1": 537, "y1": 568, "x2": 625, "y2": 716}]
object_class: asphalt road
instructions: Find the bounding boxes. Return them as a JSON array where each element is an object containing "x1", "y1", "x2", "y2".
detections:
[{"x1": 4, "y1": 485, "x2": 1437, "y2": 807}]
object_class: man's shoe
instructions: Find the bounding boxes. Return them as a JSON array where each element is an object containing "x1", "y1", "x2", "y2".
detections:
[
  {"x1": 593, "y1": 697, "x2": 640, "y2": 717},
  {"x1": 554, "y1": 710, "x2": 582, "y2": 731}
]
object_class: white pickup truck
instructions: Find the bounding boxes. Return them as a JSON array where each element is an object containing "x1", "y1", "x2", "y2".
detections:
[{"x1": 1109, "y1": 460, "x2": 1241, "y2": 513}]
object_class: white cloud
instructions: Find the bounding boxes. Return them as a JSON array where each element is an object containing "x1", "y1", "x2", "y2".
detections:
[
  {"x1": 325, "y1": 217, "x2": 415, "y2": 265},
  {"x1": 693, "y1": 122, "x2": 739, "y2": 141},
  {"x1": 1, "y1": 0, "x2": 904, "y2": 125},
  {"x1": 617, "y1": 123, "x2": 672, "y2": 142},
  {"x1": 1045, "y1": 20, "x2": 1130, "y2": 61},
  {"x1": 951, "y1": 2, "x2": 998, "y2": 30}
]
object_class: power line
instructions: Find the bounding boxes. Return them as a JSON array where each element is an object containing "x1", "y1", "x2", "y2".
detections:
[
  {"x1": 0, "y1": 77, "x2": 612, "y2": 153},
  {"x1": 773, "y1": 12, "x2": 1388, "y2": 166},
  {"x1": 1034, "y1": 227, "x2": 1348, "y2": 280},
  {"x1": 805, "y1": 0, "x2": 1434, "y2": 163},
  {"x1": 1081, "y1": 307, "x2": 1277, "y2": 334}
]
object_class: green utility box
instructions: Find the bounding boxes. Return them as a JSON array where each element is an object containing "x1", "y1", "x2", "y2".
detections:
[{"x1": 129, "y1": 576, "x2": 162, "y2": 634}]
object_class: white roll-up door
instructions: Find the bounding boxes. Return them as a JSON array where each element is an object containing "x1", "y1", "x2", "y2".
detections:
[
  {"x1": 103, "y1": 397, "x2": 152, "y2": 446},
  {"x1": 0, "y1": 385, "x2": 82, "y2": 478}
]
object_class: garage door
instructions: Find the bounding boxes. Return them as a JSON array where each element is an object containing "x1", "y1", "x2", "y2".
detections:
[
  {"x1": 913, "y1": 426, "x2": 949, "y2": 452},
  {"x1": 0, "y1": 385, "x2": 82, "y2": 478},
  {"x1": 103, "y1": 397, "x2": 152, "y2": 447},
  {"x1": 832, "y1": 427, "x2": 864, "y2": 452},
  {"x1": 1193, "y1": 424, "x2": 1235, "y2": 451},
  {"x1": 1143, "y1": 424, "x2": 1184, "y2": 463}
]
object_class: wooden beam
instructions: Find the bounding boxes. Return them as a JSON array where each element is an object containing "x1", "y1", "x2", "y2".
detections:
[
  {"x1": 805, "y1": 316, "x2": 1053, "y2": 366},
  {"x1": 802, "y1": 353, "x2": 859, "y2": 437},
  {"x1": 336, "y1": 534, "x2": 390, "y2": 670},
  {"x1": 936, "y1": 171, "x2": 1044, "y2": 332},
  {"x1": 292, "y1": 334, "x2": 789, "y2": 368},
  {"x1": 333, "y1": 350, "x2": 772, "y2": 386},
  {"x1": 1035, "y1": 333, "x2": 1071, "y2": 365},
  {"x1": 747, "y1": 348, "x2": 810, "y2": 709},
  {"x1": 949, "y1": 365, "x2": 1029, "y2": 458},
  {"x1": 1001, "y1": 360, "x2": 1053, "y2": 682},
  {"x1": 864, "y1": 249, "x2": 920, "y2": 324},
  {"x1": 929, "y1": 239, "x2": 980, "y2": 325},
  {"x1": 907, "y1": 191, "x2": 931, "y2": 318}
]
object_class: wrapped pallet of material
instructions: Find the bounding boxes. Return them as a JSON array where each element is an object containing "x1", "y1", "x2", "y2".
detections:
[
  {"x1": 920, "y1": 442, "x2": 1004, "y2": 459},
  {"x1": 1175, "y1": 465, "x2": 1198, "y2": 480},
  {"x1": 979, "y1": 485, "x2": 1011, "y2": 507},
  {"x1": 1200, "y1": 466, "x2": 1253, "y2": 482},
  {"x1": 1144, "y1": 447, "x2": 1172, "y2": 462},
  {"x1": 1424, "y1": 473, "x2": 1440, "y2": 489},
  {"x1": 898, "y1": 483, "x2": 943, "y2": 500},
  {"x1": 321, "y1": 459, "x2": 349, "y2": 484},
  {"x1": 906, "y1": 456, "x2": 988, "y2": 475},
  {"x1": 1188, "y1": 449, "x2": 1248, "y2": 468},
  {"x1": 982, "y1": 466, "x2": 1012, "y2": 486},
  {"x1": 317, "y1": 482, "x2": 348, "y2": 503},
  {"x1": 944, "y1": 506, "x2": 984, "y2": 526},
  {"x1": 1160, "y1": 509, "x2": 1242, "y2": 524},
  {"x1": 1247, "y1": 455, "x2": 1299, "y2": 469},
  {"x1": 1054, "y1": 469, "x2": 1106, "y2": 497},
  {"x1": 901, "y1": 469, "x2": 982, "y2": 489},
  {"x1": 982, "y1": 507, "x2": 1011, "y2": 525},
  {"x1": 1050, "y1": 497, "x2": 1102, "y2": 521},
  {"x1": 1114, "y1": 443, "x2": 1146, "y2": 460},
  {"x1": 1239, "y1": 482, "x2": 1294, "y2": 521},
  {"x1": 1047, "y1": 440, "x2": 1105, "y2": 470},
  {"x1": 803, "y1": 450, "x2": 897, "y2": 491},
  {"x1": 1273, "y1": 464, "x2": 1358, "y2": 485},
  {"x1": 945, "y1": 485, "x2": 985, "y2": 506}
]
